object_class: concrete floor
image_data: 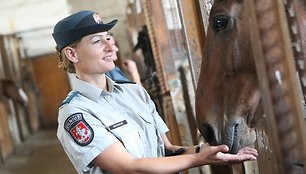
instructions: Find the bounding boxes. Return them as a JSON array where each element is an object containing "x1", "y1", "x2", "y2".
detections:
[{"x1": 0, "y1": 128, "x2": 76, "y2": 174}]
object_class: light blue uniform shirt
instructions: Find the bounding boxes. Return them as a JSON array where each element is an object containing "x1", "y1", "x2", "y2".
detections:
[{"x1": 57, "y1": 76, "x2": 169, "y2": 174}]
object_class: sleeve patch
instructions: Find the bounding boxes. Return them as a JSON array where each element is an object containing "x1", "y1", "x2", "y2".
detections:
[{"x1": 64, "y1": 113, "x2": 94, "y2": 146}]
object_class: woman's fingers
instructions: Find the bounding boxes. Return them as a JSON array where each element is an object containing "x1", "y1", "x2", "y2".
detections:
[{"x1": 237, "y1": 147, "x2": 258, "y2": 157}]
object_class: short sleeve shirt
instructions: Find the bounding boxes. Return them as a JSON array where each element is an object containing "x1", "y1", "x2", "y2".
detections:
[{"x1": 57, "y1": 76, "x2": 169, "y2": 174}]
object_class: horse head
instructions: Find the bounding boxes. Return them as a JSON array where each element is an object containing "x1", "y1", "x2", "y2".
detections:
[{"x1": 196, "y1": 0, "x2": 264, "y2": 154}]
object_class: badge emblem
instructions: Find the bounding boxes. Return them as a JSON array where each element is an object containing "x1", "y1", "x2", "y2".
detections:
[
  {"x1": 93, "y1": 13, "x2": 102, "y2": 24},
  {"x1": 64, "y1": 113, "x2": 94, "y2": 146}
]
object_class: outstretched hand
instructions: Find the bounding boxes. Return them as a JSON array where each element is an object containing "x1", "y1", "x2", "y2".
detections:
[{"x1": 197, "y1": 144, "x2": 258, "y2": 165}]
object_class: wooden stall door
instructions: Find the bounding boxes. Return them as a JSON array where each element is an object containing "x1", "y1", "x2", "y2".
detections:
[
  {"x1": 0, "y1": 101, "x2": 14, "y2": 162},
  {"x1": 31, "y1": 54, "x2": 71, "y2": 128}
]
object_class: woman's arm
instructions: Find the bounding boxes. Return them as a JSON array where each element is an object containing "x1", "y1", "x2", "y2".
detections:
[
  {"x1": 92, "y1": 134, "x2": 257, "y2": 174},
  {"x1": 92, "y1": 141, "x2": 196, "y2": 174},
  {"x1": 161, "y1": 133, "x2": 258, "y2": 161}
]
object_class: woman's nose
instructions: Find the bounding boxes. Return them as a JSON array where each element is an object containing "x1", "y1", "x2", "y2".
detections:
[{"x1": 104, "y1": 39, "x2": 113, "y2": 52}]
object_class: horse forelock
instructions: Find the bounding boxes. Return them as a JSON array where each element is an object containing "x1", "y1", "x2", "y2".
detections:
[{"x1": 211, "y1": 0, "x2": 243, "y2": 14}]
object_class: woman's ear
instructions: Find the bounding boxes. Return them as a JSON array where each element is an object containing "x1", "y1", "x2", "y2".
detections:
[{"x1": 63, "y1": 47, "x2": 79, "y2": 63}]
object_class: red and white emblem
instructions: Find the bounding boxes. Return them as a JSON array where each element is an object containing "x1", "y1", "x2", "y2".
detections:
[
  {"x1": 70, "y1": 121, "x2": 92, "y2": 144},
  {"x1": 64, "y1": 113, "x2": 94, "y2": 146},
  {"x1": 93, "y1": 13, "x2": 102, "y2": 24}
]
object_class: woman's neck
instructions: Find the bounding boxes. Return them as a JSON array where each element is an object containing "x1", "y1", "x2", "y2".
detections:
[{"x1": 76, "y1": 73, "x2": 108, "y2": 91}]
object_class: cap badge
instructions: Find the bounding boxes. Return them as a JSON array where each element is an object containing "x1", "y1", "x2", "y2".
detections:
[{"x1": 93, "y1": 13, "x2": 102, "y2": 24}]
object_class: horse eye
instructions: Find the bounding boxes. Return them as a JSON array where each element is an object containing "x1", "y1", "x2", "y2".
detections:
[{"x1": 213, "y1": 15, "x2": 231, "y2": 32}]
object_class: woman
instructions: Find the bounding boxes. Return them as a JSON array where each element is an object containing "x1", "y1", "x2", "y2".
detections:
[{"x1": 52, "y1": 10, "x2": 257, "y2": 174}]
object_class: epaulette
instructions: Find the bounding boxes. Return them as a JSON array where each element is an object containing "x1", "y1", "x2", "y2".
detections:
[
  {"x1": 115, "y1": 80, "x2": 136, "y2": 84},
  {"x1": 59, "y1": 91, "x2": 80, "y2": 108}
]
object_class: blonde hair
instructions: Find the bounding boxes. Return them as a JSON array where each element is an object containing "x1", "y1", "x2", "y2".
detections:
[{"x1": 55, "y1": 40, "x2": 80, "y2": 73}]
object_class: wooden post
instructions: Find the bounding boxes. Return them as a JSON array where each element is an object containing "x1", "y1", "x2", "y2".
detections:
[
  {"x1": 177, "y1": 0, "x2": 206, "y2": 88},
  {"x1": 0, "y1": 36, "x2": 12, "y2": 79},
  {"x1": 246, "y1": 0, "x2": 306, "y2": 173},
  {"x1": 142, "y1": 0, "x2": 182, "y2": 146}
]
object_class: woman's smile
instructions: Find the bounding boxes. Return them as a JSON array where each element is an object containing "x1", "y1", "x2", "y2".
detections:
[{"x1": 102, "y1": 55, "x2": 112, "y2": 61}]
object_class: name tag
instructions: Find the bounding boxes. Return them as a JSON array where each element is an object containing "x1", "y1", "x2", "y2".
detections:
[{"x1": 109, "y1": 120, "x2": 128, "y2": 130}]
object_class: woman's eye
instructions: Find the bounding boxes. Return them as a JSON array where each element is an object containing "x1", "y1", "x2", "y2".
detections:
[
  {"x1": 93, "y1": 39, "x2": 101, "y2": 44},
  {"x1": 213, "y1": 15, "x2": 231, "y2": 32}
]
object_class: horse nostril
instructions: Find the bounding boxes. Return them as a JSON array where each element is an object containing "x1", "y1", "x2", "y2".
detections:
[{"x1": 200, "y1": 123, "x2": 218, "y2": 146}]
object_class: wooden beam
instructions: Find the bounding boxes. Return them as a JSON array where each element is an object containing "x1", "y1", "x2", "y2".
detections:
[
  {"x1": 142, "y1": 0, "x2": 181, "y2": 145},
  {"x1": 0, "y1": 36, "x2": 12, "y2": 79},
  {"x1": 246, "y1": 0, "x2": 306, "y2": 173},
  {"x1": 177, "y1": 0, "x2": 206, "y2": 89}
]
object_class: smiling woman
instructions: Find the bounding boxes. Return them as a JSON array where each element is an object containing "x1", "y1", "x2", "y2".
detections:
[{"x1": 51, "y1": 10, "x2": 257, "y2": 174}]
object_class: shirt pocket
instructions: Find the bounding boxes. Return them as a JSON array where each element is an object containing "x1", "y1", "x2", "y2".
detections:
[
  {"x1": 108, "y1": 120, "x2": 146, "y2": 158},
  {"x1": 137, "y1": 112, "x2": 155, "y2": 125},
  {"x1": 137, "y1": 113, "x2": 157, "y2": 137},
  {"x1": 137, "y1": 113, "x2": 164, "y2": 157}
]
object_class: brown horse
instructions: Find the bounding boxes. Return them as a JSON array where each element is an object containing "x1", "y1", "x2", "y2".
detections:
[{"x1": 195, "y1": 0, "x2": 263, "y2": 154}]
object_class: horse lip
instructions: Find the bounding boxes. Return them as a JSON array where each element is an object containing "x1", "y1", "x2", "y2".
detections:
[
  {"x1": 230, "y1": 124, "x2": 239, "y2": 154},
  {"x1": 223, "y1": 123, "x2": 240, "y2": 154}
]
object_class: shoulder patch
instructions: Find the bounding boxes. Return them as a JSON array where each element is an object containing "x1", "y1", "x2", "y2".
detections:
[
  {"x1": 59, "y1": 91, "x2": 80, "y2": 107},
  {"x1": 64, "y1": 113, "x2": 94, "y2": 146}
]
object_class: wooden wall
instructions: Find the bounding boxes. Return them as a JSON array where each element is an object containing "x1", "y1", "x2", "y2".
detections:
[
  {"x1": 0, "y1": 32, "x2": 71, "y2": 163},
  {"x1": 30, "y1": 54, "x2": 71, "y2": 128}
]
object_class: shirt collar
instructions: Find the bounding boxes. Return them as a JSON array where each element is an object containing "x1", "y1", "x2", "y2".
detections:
[
  {"x1": 72, "y1": 76, "x2": 123, "y2": 102},
  {"x1": 105, "y1": 76, "x2": 124, "y2": 93}
]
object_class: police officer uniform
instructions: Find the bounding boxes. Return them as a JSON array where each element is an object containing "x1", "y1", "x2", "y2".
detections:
[{"x1": 57, "y1": 76, "x2": 169, "y2": 174}]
